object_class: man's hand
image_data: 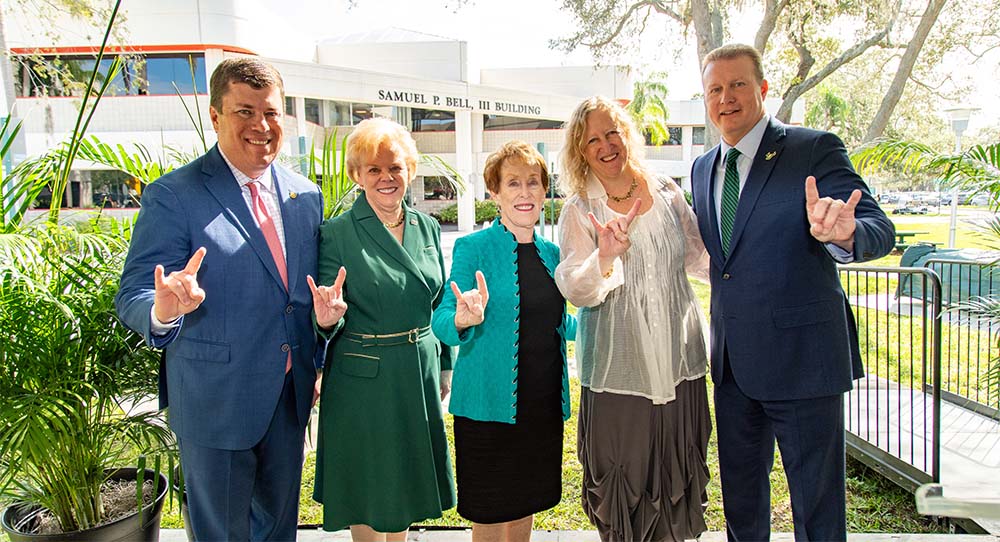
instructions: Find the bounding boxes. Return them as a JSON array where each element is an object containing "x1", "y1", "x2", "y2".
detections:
[
  {"x1": 308, "y1": 267, "x2": 347, "y2": 330},
  {"x1": 153, "y1": 247, "x2": 207, "y2": 323},
  {"x1": 805, "y1": 176, "x2": 861, "y2": 250},
  {"x1": 589, "y1": 198, "x2": 641, "y2": 274},
  {"x1": 451, "y1": 270, "x2": 489, "y2": 332}
]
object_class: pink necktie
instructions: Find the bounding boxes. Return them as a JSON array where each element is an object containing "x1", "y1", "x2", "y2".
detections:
[{"x1": 248, "y1": 181, "x2": 291, "y2": 373}]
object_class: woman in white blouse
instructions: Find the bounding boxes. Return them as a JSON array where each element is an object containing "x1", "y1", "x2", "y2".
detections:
[{"x1": 555, "y1": 96, "x2": 711, "y2": 542}]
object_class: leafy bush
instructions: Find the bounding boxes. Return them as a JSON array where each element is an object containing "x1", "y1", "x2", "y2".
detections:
[{"x1": 433, "y1": 198, "x2": 565, "y2": 225}]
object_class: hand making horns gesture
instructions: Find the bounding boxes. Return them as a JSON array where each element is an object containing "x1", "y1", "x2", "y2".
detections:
[
  {"x1": 589, "y1": 198, "x2": 642, "y2": 259},
  {"x1": 154, "y1": 247, "x2": 207, "y2": 323},
  {"x1": 451, "y1": 270, "x2": 489, "y2": 332},
  {"x1": 805, "y1": 176, "x2": 861, "y2": 247},
  {"x1": 308, "y1": 267, "x2": 348, "y2": 330}
]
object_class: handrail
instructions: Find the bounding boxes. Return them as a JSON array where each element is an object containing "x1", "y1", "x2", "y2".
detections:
[{"x1": 837, "y1": 264, "x2": 943, "y2": 481}]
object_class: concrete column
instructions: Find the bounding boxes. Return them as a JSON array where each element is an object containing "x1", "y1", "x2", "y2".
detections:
[
  {"x1": 471, "y1": 113, "x2": 485, "y2": 200},
  {"x1": 682, "y1": 126, "x2": 693, "y2": 162},
  {"x1": 455, "y1": 110, "x2": 474, "y2": 232}
]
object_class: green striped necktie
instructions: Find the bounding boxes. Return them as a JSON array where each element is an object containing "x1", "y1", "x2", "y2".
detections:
[{"x1": 720, "y1": 148, "x2": 741, "y2": 256}]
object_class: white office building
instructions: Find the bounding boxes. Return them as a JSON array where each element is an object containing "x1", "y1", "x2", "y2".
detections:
[{"x1": 3, "y1": 0, "x2": 801, "y2": 230}]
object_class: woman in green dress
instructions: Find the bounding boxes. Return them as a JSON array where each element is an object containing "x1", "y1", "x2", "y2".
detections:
[{"x1": 312, "y1": 117, "x2": 456, "y2": 542}]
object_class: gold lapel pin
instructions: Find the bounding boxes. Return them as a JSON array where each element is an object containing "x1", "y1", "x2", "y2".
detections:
[
  {"x1": 409, "y1": 218, "x2": 418, "y2": 226},
  {"x1": 289, "y1": 192, "x2": 298, "y2": 199},
  {"x1": 765, "y1": 151, "x2": 777, "y2": 161}
]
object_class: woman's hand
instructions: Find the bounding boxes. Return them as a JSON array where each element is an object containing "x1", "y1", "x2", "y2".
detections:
[
  {"x1": 589, "y1": 198, "x2": 641, "y2": 264},
  {"x1": 440, "y1": 370, "x2": 453, "y2": 402},
  {"x1": 308, "y1": 266, "x2": 347, "y2": 330},
  {"x1": 451, "y1": 270, "x2": 489, "y2": 332}
]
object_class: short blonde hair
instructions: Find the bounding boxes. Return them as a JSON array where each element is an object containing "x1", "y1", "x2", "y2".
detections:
[
  {"x1": 345, "y1": 118, "x2": 419, "y2": 184},
  {"x1": 483, "y1": 140, "x2": 550, "y2": 194},
  {"x1": 559, "y1": 96, "x2": 647, "y2": 198},
  {"x1": 702, "y1": 43, "x2": 765, "y2": 84}
]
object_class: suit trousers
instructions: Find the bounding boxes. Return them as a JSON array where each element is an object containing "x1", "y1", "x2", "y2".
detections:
[
  {"x1": 714, "y1": 352, "x2": 847, "y2": 542},
  {"x1": 179, "y1": 372, "x2": 305, "y2": 542}
]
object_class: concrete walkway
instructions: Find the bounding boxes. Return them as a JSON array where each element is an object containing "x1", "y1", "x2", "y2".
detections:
[{"x1": 158, "y1": 528, "x2": 1000, "y2": 541}]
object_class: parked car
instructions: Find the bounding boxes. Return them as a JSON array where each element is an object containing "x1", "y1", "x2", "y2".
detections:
[{"x1": 893, "y1": 204, "x2": 930, "y2": 215}]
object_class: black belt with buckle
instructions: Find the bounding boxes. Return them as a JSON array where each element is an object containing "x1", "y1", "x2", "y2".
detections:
[{"x1": 344, "y1": 326, "x2": 433, "y2": 347}]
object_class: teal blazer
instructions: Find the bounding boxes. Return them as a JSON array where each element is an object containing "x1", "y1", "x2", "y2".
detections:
[{"x1": 433, "y1": 219, "x2": 576, "y2": 424}]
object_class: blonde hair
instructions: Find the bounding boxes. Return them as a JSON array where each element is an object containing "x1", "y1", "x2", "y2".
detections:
[
  {"x1": 559, "y1": 96, "x2": 647, "y2": 198},
  {"x1": 702, "y1": 43, "x2": 765, "y2": 84},
  {"x1": 345, "y1": 118, "x2": 419, "y2": 184},
  {"x1": 483, "y1": 140, "x2": 550, "y2": 194}
]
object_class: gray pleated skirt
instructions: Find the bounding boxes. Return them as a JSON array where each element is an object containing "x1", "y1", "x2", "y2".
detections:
[{"x1": 578, "y1": 378, "x2": 711, "y2": 542}]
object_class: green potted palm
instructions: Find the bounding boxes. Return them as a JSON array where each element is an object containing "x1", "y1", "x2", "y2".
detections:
[{"x1": 0, "y1": 2, "x2": 177, "y2": 539}]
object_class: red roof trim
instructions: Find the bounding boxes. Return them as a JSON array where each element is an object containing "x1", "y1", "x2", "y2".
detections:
[{"x1": 10, "y1": 44, "x2": 257, "y2": 55}]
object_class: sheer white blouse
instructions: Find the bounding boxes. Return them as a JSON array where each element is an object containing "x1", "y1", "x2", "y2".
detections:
[{"x1": 555, "y1": 174, "x2": 710, "y2": 404}]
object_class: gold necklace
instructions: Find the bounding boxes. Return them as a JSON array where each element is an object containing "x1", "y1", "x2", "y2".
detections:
[
  {"x1": 383, "y1": 212, "x2": 405, "y2": 229},
  {"x1": 607, "y1": 178, "x2": 638, "y2": 203}
]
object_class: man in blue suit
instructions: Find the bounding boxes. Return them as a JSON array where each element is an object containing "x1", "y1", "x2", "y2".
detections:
[
  {"x1": 690, "y1": 44, "x2": 895, "y2": 541},
  {"x1": 116, "y1": 58, "x2": 331, "y2": 541}
]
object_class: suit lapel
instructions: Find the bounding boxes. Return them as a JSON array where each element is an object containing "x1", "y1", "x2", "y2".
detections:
[
  {"x1": 354, "y1": 193, "x2": 430, "y2": 293},
  {"x1": 696, "y1": 146, "x2": 726, "y2": 262},
  {"x1": 727, "y1": 119, "x2": 785, "y2": 258},
  {"x1": 201, "y1": 146, "x2": 287, "y2": 291},
  {"x1": 274, "y1": 166, "x2": 302, "y2": 294}
]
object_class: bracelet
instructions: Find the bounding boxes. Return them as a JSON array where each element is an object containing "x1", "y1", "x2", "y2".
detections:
[{"x1": 602, "y1": 262, "x2": 614, "y2": 279}]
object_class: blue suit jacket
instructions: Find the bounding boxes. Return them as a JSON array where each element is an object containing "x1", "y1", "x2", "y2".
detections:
[
  {"x1": 115, "y1": 146, "x2": 323, "y2": 450},
  {"x1": 690, "y1": 118, "x2": 894, "y2": 401}
]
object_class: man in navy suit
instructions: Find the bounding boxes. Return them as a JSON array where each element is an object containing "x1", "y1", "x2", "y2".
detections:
[
  {"x1": 690, "y1": 44, "x2": 895, "y2": 541},
  {"x1": 116, "y1": 58, "x2": 342, "y2": 541}
]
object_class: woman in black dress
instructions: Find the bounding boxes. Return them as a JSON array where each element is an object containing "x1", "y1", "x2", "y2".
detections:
[{"x1": 431, "y1": 141, "x2": 576, "y2": 541}]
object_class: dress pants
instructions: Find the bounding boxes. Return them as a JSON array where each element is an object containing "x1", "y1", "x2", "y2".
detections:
[
  {"x1": 179, "y1": 372, "x2": 305, "y2": 542},
  {"x1": 714, "y1": 352, "x2": 847, "y2": 542}
]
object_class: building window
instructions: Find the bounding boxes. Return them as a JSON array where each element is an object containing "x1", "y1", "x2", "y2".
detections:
[
  {"x1": 304, "y1": 98, "x2": 321, "y2": 125},
  {"x1": 423, "y1": 176, "x2": 457, "y2": 200},
  {"x1": 693, "y1": 127, "x2": 706, "y2": 145},
  {"x1": 325, "y1": 101, "x2": 351, "y2": 126},
  {"x1": 284, "y1": 97, "x2": 296, "y2": 117},
  {"x1": 483, "y1": 115, "x2": 563, "y2": 131},
  {"x1": 144, "y1": 54, "x2": 206, "y2": 94},
  {"x1": 412, "y1": 109, "x2": 455, "y2": 132},
  {"x1": 645, "y1": 126, "x2": 683, "y2": 146},
  {"x1": 352, "y1": 103, "x2": 375, "y2": 124},
  {"x1": 13, "y1": 53, "x2": 206, "y2": 97}
]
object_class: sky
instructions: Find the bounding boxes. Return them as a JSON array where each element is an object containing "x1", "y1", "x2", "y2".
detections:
[{"x1": 275, "y1": 0, "x2": 998, "y2": 135}]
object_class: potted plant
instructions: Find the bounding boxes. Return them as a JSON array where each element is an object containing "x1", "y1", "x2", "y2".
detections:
[
  {"x1": 0, "y1": 218, "x2": 176, "y2": 541},
  {"x1": 0, "y1": 2, "x2": 177, "y2": 538}
]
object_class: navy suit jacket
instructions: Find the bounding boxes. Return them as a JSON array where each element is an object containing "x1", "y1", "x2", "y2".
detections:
[
  {"x1": 690, "y1": 118, "x2": 894, "y2": 401},
  {"x1": 115, "y1": 146, "x2": 323, "y2": 450}
]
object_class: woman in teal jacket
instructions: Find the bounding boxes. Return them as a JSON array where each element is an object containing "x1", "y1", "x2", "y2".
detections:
[{"x1": 432, "y1": 141, "x2": 576, "y2": 542}]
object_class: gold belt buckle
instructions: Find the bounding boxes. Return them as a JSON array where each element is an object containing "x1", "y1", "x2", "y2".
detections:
[{"x1": 408, "y1": 328, "x2": 419, "y2": 343}]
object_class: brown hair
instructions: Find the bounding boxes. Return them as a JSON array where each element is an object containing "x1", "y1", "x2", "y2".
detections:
[
  {"x1": 559, "y1": 96, "x2": 647, "y2": 198},
  {"x1": 701, "y1": 43, "x2": 765, "y2": 84},
  {"x1": 209, "y1": 58, "x2": 285, "y2": 111},
  {"x1": 483, "y1": 140, "x2": 549, "y2": 194},
  {"x1": 345, "y1": 118, "x2": 419, "y2": 184}
]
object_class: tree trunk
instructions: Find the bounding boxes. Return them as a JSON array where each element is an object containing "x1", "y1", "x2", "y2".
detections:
[
  {"x1": 0, "y1": 7, "x2": 18, "y2": 117},
  {"x1": 691, "y1": 0, "x2": 725, "y2": 149},
  {"x1": 863, "y1": 0, "x2": 947, "y2": 142}
]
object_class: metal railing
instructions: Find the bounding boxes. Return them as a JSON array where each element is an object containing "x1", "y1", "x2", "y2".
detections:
[
  {"x1": 922, "y1": 258, "x2": 1000, "y2": 420},
  {"x1": 839, "y1": 265, "x2": 943, "y2": 488}
]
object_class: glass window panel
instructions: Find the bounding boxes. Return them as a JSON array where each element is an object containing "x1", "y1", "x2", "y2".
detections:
[
  {"x1": 693, "y1": 126, "x2": 706, "y2": 145},
  {"x1": 145, "y1": 55, "x2": 206, "y2": 94},
  {"x1": 304, "y1": 98, "x2": 321, "y2": 125},
  {"x1": 483, "y1": 115, "x2": 562, "y2": 130},
  {"x1": 411, "y1": 109, "x2": 455, "y2": 132}
]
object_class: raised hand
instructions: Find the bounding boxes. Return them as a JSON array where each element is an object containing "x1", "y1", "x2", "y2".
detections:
[
  {"x1": 805, "y1": 176, "x2": 861, "y2": 247},
  {"x1": 588, "y1": 198, "x2": 642, "y2": 260},
  {"x1": 153, "y1": 247, "x2": 207, "y2": 323},
  {"x1": 308, "y1": 267, "x2": 348, "y2": 330},
  {"x1": 451, "y1": 270, "x2": 489, "y2": 332}
]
